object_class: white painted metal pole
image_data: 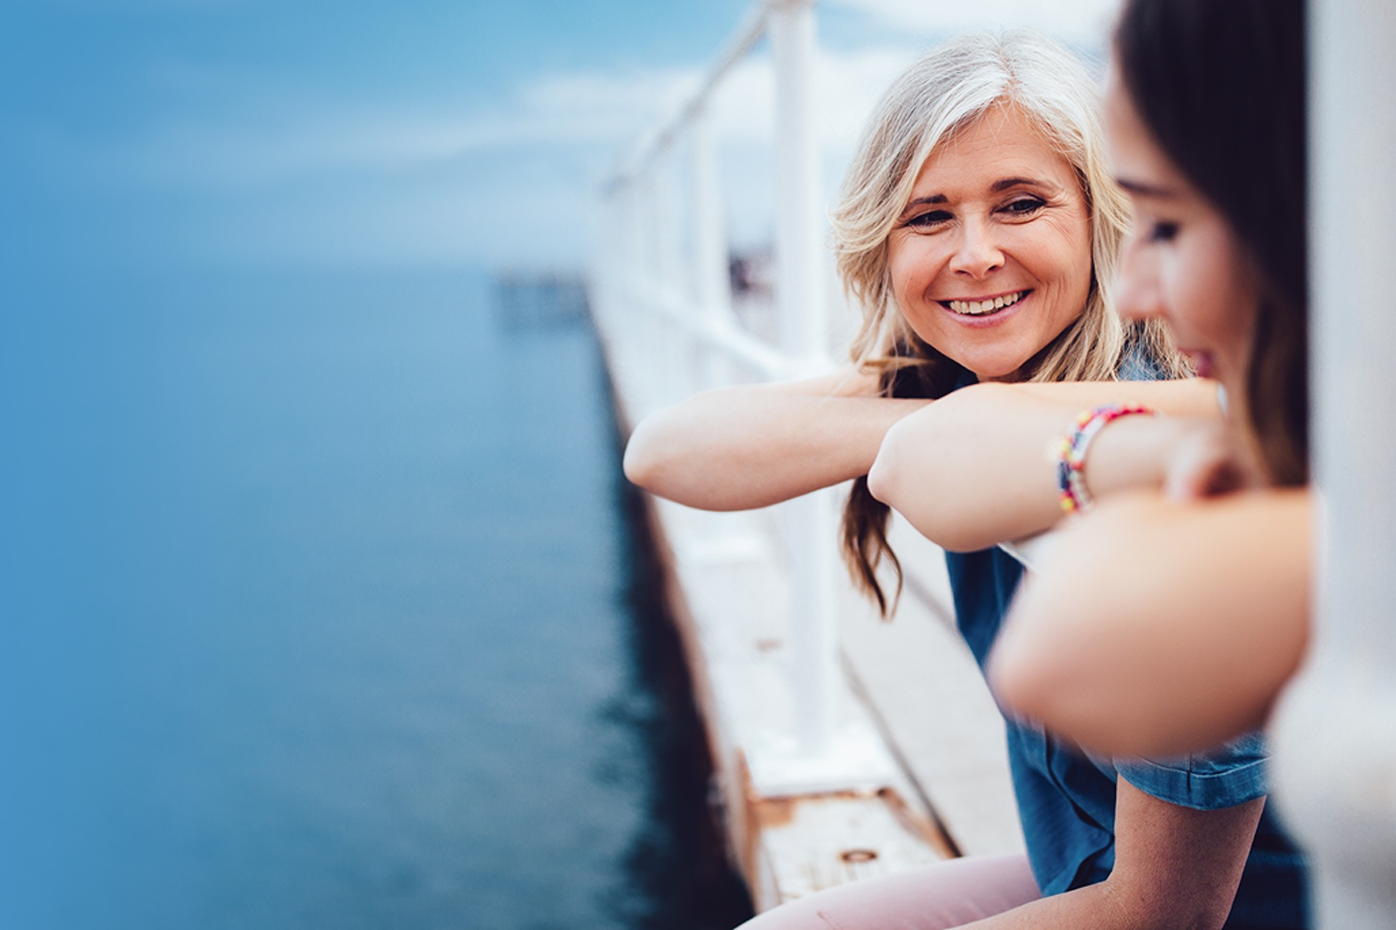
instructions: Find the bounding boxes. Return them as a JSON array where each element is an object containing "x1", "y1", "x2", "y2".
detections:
[
  {"x1": 689, "y1": 109, "x2": 733, "y2": 392},
  {"x1": 1271, "y1": 2, "x2": 1396, "y2": 927},
  {"x1": 622, "y1": 180, "x2": 650, "y2": 398},
  {"x1": 643, "y1": 167, "x2": 674, "y2": 402},
  {"x1": 651, "y1": 155, "x2": 687, "y2": 404},
  {"x1": 690, "y1": 108, "x2": 731, "y2": 328},
  {"x1": 768, "y1": 0, "x2": 825, "y2": 359},
  {"x1": 768, "y1": 0, "x2": 837, "y2": 758}
]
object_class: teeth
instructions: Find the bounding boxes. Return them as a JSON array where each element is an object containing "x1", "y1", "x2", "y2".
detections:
[{"x1": 947, "y1": 291, "x2": 1026, "y2": 315}]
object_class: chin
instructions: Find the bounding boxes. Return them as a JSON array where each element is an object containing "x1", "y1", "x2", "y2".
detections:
[{"x1": 959, "y1": 357, "x2": 1033, "y2": 383}]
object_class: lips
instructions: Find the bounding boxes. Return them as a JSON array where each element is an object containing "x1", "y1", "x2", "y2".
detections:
[{"x1": 941, "y1": 290, "x2": 1029, "y2": 316}]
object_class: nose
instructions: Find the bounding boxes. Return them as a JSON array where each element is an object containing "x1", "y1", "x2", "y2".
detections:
[
  {"x1": 1114, "y1": 229, "x2": 1163, "y2": 323},
  {"x1": 948, "y1": 216, "x2": 1005, "y2": 278}
]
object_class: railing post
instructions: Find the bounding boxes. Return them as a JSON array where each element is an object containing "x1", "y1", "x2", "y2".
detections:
[
  {"x1": 1271, "y1": 2, "x2": 1396, "y2": 927},
  {"x1": 641, "y1": 167, "x2": 672, "y2": 402},
  {"x1": 768, "y1": 0, "x2": 825, "y2": 359},
  {"x1": 618, "y1": 180, "x2": 649, "y2": 395},
  {"x1": 768, "y1": 0, "x2": 837, "y2": 759},
  {"x1": 690, "y1": 107, "x2": 734, "y2": 390}
]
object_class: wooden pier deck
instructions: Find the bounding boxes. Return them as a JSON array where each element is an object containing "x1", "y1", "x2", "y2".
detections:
[{"x1": 598, "y1": 322, "x2": 1025, "y2": 912}]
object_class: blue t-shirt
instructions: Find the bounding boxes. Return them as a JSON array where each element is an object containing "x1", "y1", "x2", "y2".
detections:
[{"x1": 945, "y1": 544, "x2": 1310, "y2": 928}]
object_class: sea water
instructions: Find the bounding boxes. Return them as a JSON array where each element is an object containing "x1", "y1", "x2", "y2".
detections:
[{"x1": 2, "y1": 268, "x2": 751, "y2": 930}]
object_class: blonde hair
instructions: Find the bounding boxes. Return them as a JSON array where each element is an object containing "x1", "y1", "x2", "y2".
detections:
[{"x1": 833, "y1": 32, "x2": 1185, "y2": 613}]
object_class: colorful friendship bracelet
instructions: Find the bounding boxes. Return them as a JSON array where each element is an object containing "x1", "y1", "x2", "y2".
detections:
[{"x1": 1055, "y1": 404, "x2": 1157, "y2": 513}]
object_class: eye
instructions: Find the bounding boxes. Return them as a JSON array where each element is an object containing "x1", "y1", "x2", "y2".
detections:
[
  {"x1": 1001, "y1": 196, "x2": 1047, "y2": 217},
  {"x1": 905, "y1": 209, "x2": 953, "y2": 229},
  {"x1": 1148, "y1": 221, "x2": 1179, "y2": 242}
]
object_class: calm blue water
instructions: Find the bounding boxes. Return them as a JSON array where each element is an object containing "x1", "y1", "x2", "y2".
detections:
[{"x1": 2, "y1": 268, "x2": 751, "y2": 929}]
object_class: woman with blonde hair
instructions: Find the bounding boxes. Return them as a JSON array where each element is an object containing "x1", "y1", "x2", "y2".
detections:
[
  {"x1": 871, "y1": 0, "x2": 1314, "y2": 763},
  {"x1": 627, "y1": 30, "x2": 1304, "y2": 929},
  {"x1": 627, "y1": 32, "x2": 1197, "y2": 610}
]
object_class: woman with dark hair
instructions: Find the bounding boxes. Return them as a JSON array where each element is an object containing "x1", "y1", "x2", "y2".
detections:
[
  {"x1": 1113, "y1": 0, "x2": 1308, "y2": 488},
  {"x1": 875, "y1": 0, "x2": 1313, "y2": 764}
]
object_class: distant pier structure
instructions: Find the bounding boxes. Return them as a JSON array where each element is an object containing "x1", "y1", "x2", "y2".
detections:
[
  {"x1": 493, "y1": 273, "x2": 590, "y2": 332},
  {"x1": 589, "y1": 0, "x2": 1396, "y2": 925}
]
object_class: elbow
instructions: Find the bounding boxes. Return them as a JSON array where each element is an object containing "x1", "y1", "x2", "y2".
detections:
[
  {"x1": 867, "y1": 416, "x2": 931, "y2": 521},
  {"x1": 868, "y1": 426, "x2": 980, "y2": 552},
  {"x1": 868, "y1": 413, "x2": 927, "y2": 508},
  {"x1": 987, "y1": 650, "x2": 1077, "y2": 741},
  {"x1": 986, "y1": 620, "x2": 1065, "y2": 726},
  {"x1": 865, "y1": 428, "x2": 899, "y2": 505},
  {"x1": 621, "y1": 418, "x2": 666, "y2": 492},
  {"x1": 987, "y1": 574, "x2": 1101, "y2": 735},
  {"x1": 867, "y1": 395, "x2": 1001, "y2": 552},
  {"x1": 991, "y1": 650, "x2": 1139, "y2": 765},
  {"x1": 988, "y1": 573, "x2": 1181, "y2": 758},
  {"x1": 622, "y1": 413, "x2": 735, "y2": 510}
]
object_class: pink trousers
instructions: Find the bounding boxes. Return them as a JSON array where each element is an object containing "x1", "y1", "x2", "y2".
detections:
[{"x1": 735, "y1": 854, "x2": 1041, "y2": 930}]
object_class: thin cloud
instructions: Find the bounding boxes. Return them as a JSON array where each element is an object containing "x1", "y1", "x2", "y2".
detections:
[
  {"x1": 108, "y1": 66, "x2": 699, "y2": 189},
  {"x1": 94, "y1": 20, "x2": 1108, "y2": 268},
  {"x1": 827, "y1": 0, "x2": 1119, "y2": 41}
]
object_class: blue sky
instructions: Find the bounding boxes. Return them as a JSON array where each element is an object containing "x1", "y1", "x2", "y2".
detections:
[{"x1": 3, "y1": 0, "x2": 1116, "y2": 276}]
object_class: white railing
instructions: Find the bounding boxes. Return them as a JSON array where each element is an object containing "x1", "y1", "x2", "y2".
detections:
[{"x1": 594, "y1": 0, "x2": 845, "y2": 763}]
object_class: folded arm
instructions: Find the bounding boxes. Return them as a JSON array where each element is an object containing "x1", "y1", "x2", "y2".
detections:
[
  {"x1": 989, "y1": 489, "x2": 1312, "y2": 758},
  {"x1": 623, "y1": 368, "x2": 927, "y2": 511},
  {"x1": 960, "y1": 778, "x2": 1262, "y2": 930},
  {"x1": 867, "y1": 378, "x2": 1223, "y2": 551}
]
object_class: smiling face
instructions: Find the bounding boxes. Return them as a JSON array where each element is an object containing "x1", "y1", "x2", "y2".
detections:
[
  {"x1": 885, "y1": 103, "x2": 1093, "y2": 382},
  {"x1": 1103, "y1": 64, "x2": 1259, "y2": 395}
]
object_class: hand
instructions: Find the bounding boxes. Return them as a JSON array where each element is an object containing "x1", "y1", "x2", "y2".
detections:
[{"x1": 1161, "y1": 420, "x2": 1267, "y2": 500}]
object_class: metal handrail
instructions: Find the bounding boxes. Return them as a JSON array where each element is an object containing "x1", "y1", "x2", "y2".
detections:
[{"x1": 605, "y1": 5, "x2": 768, "y2": 193}]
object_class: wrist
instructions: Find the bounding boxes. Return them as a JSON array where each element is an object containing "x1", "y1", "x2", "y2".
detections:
[{"x1": 1056, "y1": 405, "x2": 1159, "y2": 512}]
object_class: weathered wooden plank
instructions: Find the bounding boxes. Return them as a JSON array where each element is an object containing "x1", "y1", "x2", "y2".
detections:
[
  {"x1": 839, "y1": 517, "x2": 1026, "y2": 857},
  {"x1": 631, "y1": 492, "x2": 958, "y2": 911}
]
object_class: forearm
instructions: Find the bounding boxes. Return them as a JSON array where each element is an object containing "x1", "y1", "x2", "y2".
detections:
[
  {"x1": 957, "y1": 880, "x2": 1158, "y2": 930},
  {"x1": 623, "y1": 374, "x2": 927, "y2": 511},
  {"x1": 869, "y1": 378, "x2": 1220, "y2": 551},
  {"x1": 989, "y1": 489, "x2": 1313, "y2": 757},
  {"x1": 966, "y1": 782, "x2": 1262, "y2": 930}
]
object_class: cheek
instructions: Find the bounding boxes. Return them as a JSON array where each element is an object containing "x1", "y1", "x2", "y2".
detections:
[
  {"x1": 1022, "y1": 215, "x2": 1092, "y2": 298},
  {"x1": 1064, "y1": 219, "x2": 1094, "y2": 298},
  {"x1": 1168, "y1": 239, "x2": 1253, "y2": 345},
  {"x1": 887, "y1": 238, "x2": 940, "y2": 306},
  {"x1": 889, "y1": 237, "x2": 927, "y2": 280}
]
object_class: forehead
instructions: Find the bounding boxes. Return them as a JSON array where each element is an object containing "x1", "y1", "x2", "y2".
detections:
[
  {"x1": 1102, "y1": 67, "x2": 1188, "y2": 193},
  {"x1": 910, "y1": 104, "x2": 1079, "y2": 193}
]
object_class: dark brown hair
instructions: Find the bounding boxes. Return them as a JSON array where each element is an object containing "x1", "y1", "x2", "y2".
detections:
[
  {"x1": 1114, "y1": 0, "x2": 1309, "y2": 486},
  {"x1": 841, "y1": 338, "x2": 967, "y2": 617}
]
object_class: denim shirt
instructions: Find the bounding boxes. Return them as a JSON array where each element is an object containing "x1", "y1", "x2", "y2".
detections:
[{"x1": 945, "y1": 542, "x2": 1310, "y2": 929}]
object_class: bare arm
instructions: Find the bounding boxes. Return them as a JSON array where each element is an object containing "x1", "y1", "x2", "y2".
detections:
[
  {"x1": 622, "y1": 368, "x2": 927, "y2": 511},
  {"x1": 960, "y1": 779, "x2": 1263, "y2": 930},
  {"x1": 989, "y1": 489, "x2": 1312, "y2": 758},
  {"x1": 868, "y1": 378, "x2": 1223, "y2": 551}
]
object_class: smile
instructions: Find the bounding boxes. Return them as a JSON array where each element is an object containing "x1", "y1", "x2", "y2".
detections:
[{"x1": 943, "y1": 291, "x2": 1029, "y2": 316}]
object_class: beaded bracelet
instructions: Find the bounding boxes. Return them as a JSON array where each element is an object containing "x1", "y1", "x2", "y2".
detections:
[{"x1": 1056, "y1": 404, "x2": 1157, "y2": 513}]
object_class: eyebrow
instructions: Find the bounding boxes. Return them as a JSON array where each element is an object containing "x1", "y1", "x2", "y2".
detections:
[
  {"x1": 1115, "y1": 176, "x2": 1182, "y2": 198},
  {"x1": 902, "y1": 176, "x2": 1053, "y2": 211},
  {"x1": 991, "y1": 176, "x2": 1050, "y2": 193}
]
